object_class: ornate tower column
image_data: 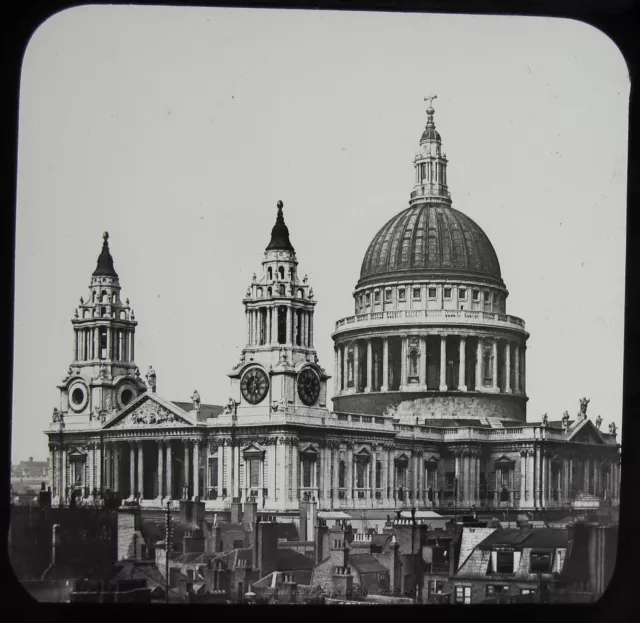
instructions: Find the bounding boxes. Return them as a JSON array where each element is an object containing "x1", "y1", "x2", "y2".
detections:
[
  {"x1": 193, "y1": 440, "x2": 200, "y2": 500},
  {"x1": 439, "y1": 335, "x2": 447, "y2": 391},
  {"x1": 504, "y1": 341, "x2": 512, "y2": 394},
  {"x1": 381, "y1": 338, "x2": 389, "y2": 392},
  {"x1": 137, "y1": 442, "x2": 144, "y2": 499},
  {"x1": 365, "y1": 340, "x2": 373, "y2": 393},
  {"x1": 458, "y1": 336, "x2": 467, "y2": 391}
]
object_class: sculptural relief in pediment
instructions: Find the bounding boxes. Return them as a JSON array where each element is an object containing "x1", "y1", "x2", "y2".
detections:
[{"x1": 107, "y1": 399, "x2": 191, "y2": 429}]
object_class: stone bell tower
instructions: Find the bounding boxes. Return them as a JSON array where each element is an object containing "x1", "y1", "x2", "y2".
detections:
[
  {"x1": 227, "y1": 201, "x2": 330, "y2": 413},
  {"x1": 55, "y1": 232, "x2": 147, "y2": 424}
]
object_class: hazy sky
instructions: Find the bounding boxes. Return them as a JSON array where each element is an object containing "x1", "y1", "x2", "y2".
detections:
[{"x1": 13, "y1": 6, "x2": 629, "y2": 462}]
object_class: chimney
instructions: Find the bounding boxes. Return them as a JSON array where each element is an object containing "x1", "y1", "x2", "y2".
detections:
[
  {"x1": 390, "y1": 534, "x2": 400, "y2": 593},
  {"x1": 180, "y1": 499, "x2": 191, "y2": 525},
  {"x1": 230, "y1": 498, "x2": 242, "y2": 524},
  {"x1": 117, "y1": 505, "x2": 142, "y2": 561},
  {"x1": 254, "y1": 519, "x2": 278, "y2": 578},
  {"x1": 315, "y1": 518, "x2": 328, "y2": 565},
  {"x1": 299, "y1": 500, "x2": 309, "y2": 541}
]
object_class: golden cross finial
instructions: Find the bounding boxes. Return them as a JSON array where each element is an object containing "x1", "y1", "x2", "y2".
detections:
[{"x1": 424, "y1": 94, "x2": 437, "y2": 109}]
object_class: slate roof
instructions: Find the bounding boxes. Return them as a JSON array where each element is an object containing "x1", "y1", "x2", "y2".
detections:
[
  {"x1": 215, "y1": 548, "x2": 253, "y2": 569},
  {"x1": 171, "y1": 402, "x2": 224, "y2": 422},
  {"x1": 457, "y1": 527, "x2": 497, "y2": 569},
  {"x1": 477, "y1": 529, "x2": 568, "y2": 550},
  {"x1": 349, "y1": 554, "x2": 389, "y2": 575},
  {"x1": 113, "y1": 561, "x2": 166, "y2": 590},
  {"x1": 275, "y1": 549, "x2": 314, "y2": 571}
]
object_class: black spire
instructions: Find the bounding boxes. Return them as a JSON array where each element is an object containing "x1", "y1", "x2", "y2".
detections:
[
  {"x1": 92, "y1": 232, "x2": 118, "y2": 277},
  {"x1": 266, "y1": 201, "x2": 295, "y2": 253}
]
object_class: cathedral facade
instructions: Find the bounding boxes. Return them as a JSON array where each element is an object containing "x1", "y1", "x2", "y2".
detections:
[{"x1": 44, "y1": 103, "x2": 621, "y2": 516}]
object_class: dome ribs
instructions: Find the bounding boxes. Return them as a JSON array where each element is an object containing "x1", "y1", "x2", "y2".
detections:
[{"x1": 357, "y1": 203, "x2": 504, "y2": 288}]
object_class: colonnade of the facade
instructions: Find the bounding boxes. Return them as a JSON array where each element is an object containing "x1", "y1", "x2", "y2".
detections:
[
  {"x1": 73, "y1": 325, "x2": 135, "y2": 363},
  {"x1": 334, "y1": 333, "x2": 525, "y2": 396},
  {"x1": 246, "y1": 305, "x2": 314, "y2": 349},
  {"x1": 48, "y1": 437, "x2": 621, "y2": 510}
]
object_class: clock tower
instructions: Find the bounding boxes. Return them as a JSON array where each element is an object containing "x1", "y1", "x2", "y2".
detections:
[
  {"x1": 56, "y1": 232, "x2": 147, "y2": 424},
  {"x1": 228, "y1": 201, "x2": 330, "y2": 414}
]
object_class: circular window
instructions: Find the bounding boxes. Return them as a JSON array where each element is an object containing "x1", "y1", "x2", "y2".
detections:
[
  {"x1": 120, "y1": 389, "x2": 133, "y2": 406},
  {"x1": 71, "y1": 387, "x2": 85, "y2": 405}
]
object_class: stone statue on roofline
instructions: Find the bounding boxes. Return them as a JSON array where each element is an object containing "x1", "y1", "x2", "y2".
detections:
[
  {"x1": 608, "y1": 422, "x2": 617, "y2": 436},
  {"x1": 541, "y1": 413, "x2": 548, "y2": 427},
  {"x1": 579, "y1": 397, "x2": 590, "y2": 419},
  {"x1": 146, "y1": 365, "x2": 156, "y2": 392},
  {"x1": 595, "y1": 415, "x2": 603, "y2": 430},
  {"x1": 561, "y1": 411, "x2": 570, "y2": 430},
  {"x1": 191, "y1": 390, "x2": 201, "y2": 412},
  {"x1": 52, "y1": 408, "x2": 63, "y2": 423}
]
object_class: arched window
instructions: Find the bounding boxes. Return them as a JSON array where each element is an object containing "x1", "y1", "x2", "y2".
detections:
[
  {"x1": 92, "y1": 291, "x2": 97, "y2": 303},
  {"x1": 267, "y1": 267, "x2": 273, "y2": 280},
  {"x1": 112, "y1": 293, "x2": 117, "y2": 304},
  {"x1": 257, "y1": 287, "x2": 263, "y2": 298},
  {"x1": 101, "y1": 290, "x2": 108, "y2": 303},
  {"x1": 267, "y1": 286, "x2": 272, "y2": 297},
  {"x1": 279, "y1": 266, "x2": 285, "y2": 280},
  {"x1": 409, "y1": 349, "x2": 419, "y2": 378},
  {"x1": 288, "y1": 268, "x2": 293, "y2": 280},
  {"x1": 297, "y1": 289, "x2": 303, "y2": 299},
  {"x1": 279, "y1": 284, "x2": 286, "y2": 296},
  {"x1": 356, "y1": 460, "x2": 368, "y2": 489},
  {"x1": 339, "y1": 461, "x2": 346, "y2": 488},
  {"x1": 101, "y1": 307, "x2": 106, "y2": 317}
]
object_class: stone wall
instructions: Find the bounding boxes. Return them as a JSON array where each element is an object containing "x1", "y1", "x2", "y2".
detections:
[{"x1": 333, "y1": 392, "x2": 526, "y2": 421}]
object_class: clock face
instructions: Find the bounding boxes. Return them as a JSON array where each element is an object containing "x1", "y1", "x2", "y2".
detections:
[
  {"x1": 297, "y1": 368, "x2": 320, "y2": 406},
  {"x1": 241, "y1": 368, "x2": 269, "y2": 405}
]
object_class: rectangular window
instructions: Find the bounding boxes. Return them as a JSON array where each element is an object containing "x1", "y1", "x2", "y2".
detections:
[
  {"x1": 459, "y1": 288, "x2": 467, "y2": 299},
  {"x1": 303, "y1": 460, "x2": 313, "y2": 488},
  {"x1": 365, "y1": 293, "x2": 371, "y2": 306},
  {"x1": 486, "y1": 585, "x2": 509, "y2": 595},
  {"x1": 530, "y1": 551, "x2": 553, "y2": 574},
  {"x1": 473, "y1": 289, "x2": 480, "y2": 301},
  {"x1": 398, "y1": 288, "x2": 406, "y2": 301},
  {"x1": 249, "y1": 460, "x2": 260, "y2": 488},
  {"x1": 374, "y1": 291, "x2": 380, "y2": 303},
  {"x1": 521, "y1": 589, "x2": 535, "y2": 595},
  {"x1": 454, "y1": 586, "x2": 471, "y2": 604},
  {"x1": 376, "y1": 461, "x2": 382, "y2": 489},
  {"x1": 484, "y1": 291, "x2": 491, "y2": 304},
  {"x1": 496, "y1": 552, "x2": 514, "y2": 574},
  {"x1": 209, "y1": 457, "x2": 218, "y2": 492},
  {"x1": 413, "y1": 288, "x2": 421, "y2": 300},
  {"x1": 385, "y1": 290, "x2": 392, "y2": 302},
  {"x1": 444, "y1": 287, "x2": 452, "y2": 299},
  {"x1": 428, "y1": 287, "x2": 437, "y2": 298}
]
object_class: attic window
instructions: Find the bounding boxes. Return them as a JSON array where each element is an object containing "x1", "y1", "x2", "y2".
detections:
[
  {"x1": 428, "y1": 287, "x2": 437, "y2": 298},
  {"x1": 530, "y1": 551, "x2": 553, "y2": 574},
  {"x1": 398, "y1": 288, "x2": 406, "y2": 301},
  {"x1": 385, "y1": 290, "x2": 392, "y2": 302},
  {"x1": 444, "y1": 288, "x2": 452, "y2": 299},
  {"x1": 496, "y1": 552, "x2": 514, "y2": 574}
]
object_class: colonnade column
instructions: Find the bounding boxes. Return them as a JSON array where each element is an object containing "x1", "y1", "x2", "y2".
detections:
[
  {"x1": 346, "y1": 443, "x2": 354, "y2": 501},
  {"x1": 439, "y1": 335, "x2": 447, "y2": 391},
  {"x1": 285, "y1": 307, "x2": 292, "y2": 347},
  {"x1": 342, "y1": 345, "x2": 349, "y2": 392},
  {"x1": 353, "y1": 342, "x2": 360, "y2": 392},
  {"x1": 309, "y1": 314, "x2": 314, "y2": 348},
  {"x1": 129, "y1": 444, "x2": 136, "y2": 499},
  {"x1": 156, "y1": 442, "x2": 164, "y2": 500},
  {"x1": 412, "y1": 452, "x2": 419, "y2": 502},
  {"x1": 491, "y1": 340, "x2": 498, "y2": 392},
  {"x1": 476, "y1": 338, "x2": 483, "y2": 392},
  {"x1": 514, "y1": 345, "x2": 521, "y2": 395},
  {"x1": 419, "y1": 337, "x2": 427, "y2": 389},
  {"x1": 271, "y1": 307, "x2": 278, "y2": 346},
  {"x1": 522, "y1": 347, "x2": 527, "y2": 396},
  {"x1": 365, "y1": 340, "x2": 373, "y2": 393},
  {"x1": 291, "y1": 442, "x2": 299, "y2": 502},
  {"x1": 333, "y1": 443, "x2": 340, "y2": 501},
  {"x1": 166, "y1": 441, "x2": 173, "y2": 500},
  {"x1": 458, "y1": 337, "x2": 467, "y2": 391},
  {"x1": 113, "y1": 444, "x2": 120, "y2": 495},
  {"x1": 454, "y1": 452, "x2": 461, "y2": 503},
  {"x1": 400, "y1": 337, "x2": 407, "y2": 389},
  {"x1": 520, "y1": 451, "x2": 527, "y2": 508},
  {"x1": 381, "y1": 445, "x2": 388, "y2": 503},
  {"x1": 504, "y1": 342, "x2": 512, "y2": 394},
  {"x1": 381, "y1": 338, "x2": 389, "y2": 392},
  {"x1": 334, "y1": 348, "x2": 340, "y2": 395},
  {"x1": 193, "y1": 441, "x2": 200, "y2": 500},
  {"x1": 137, "y1": 442, "x2": 144, "y2": 499}
]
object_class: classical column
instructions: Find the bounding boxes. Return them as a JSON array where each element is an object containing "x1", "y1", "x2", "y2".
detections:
[
  {"x1": 333, "y1": 443, "x2": 340, "y2": 500},
  {"x1": 293, "y1": 308, "x2": 299, "y2": 347},
  {"x1": 61, "y1": 446, "x2": 68, "y2": 501},
  {"x1": 381, "y1": 445, "x2": 389, "y2": 503},
  {"x1": 106, "y1": 327, "x2": 112, "y2": 359},
  {"x1": 381, "y1": 338, "x2": 389, "y2": 392},
  {"x1": 286, "y1": 307, "x2": 292, "y2": 346},
  {"x1": 454, "y1": 452, "x2": 461, "y2": 502},
  {"x1": 400, "y1": 337, "x2": 407, "y2": 389},
  {"x1": 504, "y1": 341, "x2": 512, "y2": 394},
  {"x1": 475, "y1": 337, "x2": 483, "y2": 392},
  {"x1": 534, "y1": 445, "x2": 542, "y2": 507},
  {"x1": 365, "y1": 340, "x2": 373, "y2": 393},
  {"x1": 184, "y1": 442, "x2": 191, "y2": 497},
  {"x1": 334, "y1": 347, "x2": 340, "y2": 394},
  {"x1": 388, "y1": 447, "x2": 395, "y2": 501},
  {"x1": 95, "y1": 444, "x2": 102, "y2": 495},
  {"x1": 271, "y1": 307, "x2": 278, "y2": 345},
  {"x1": 346, "y1": 443, "x2": 354, "y2": 501},
  {"x1": 522, "y1": 346, "x2": 527, "y2": 396},
  {"x1": 342, "y1": 345, "x2": 348, "y2": 392},
  {"x1": 309, "y1": 314, "x2": 314, "y2": 348},
  {"x1": 412, "y1": 452, "x2": 419, "y2": 502},
  {"x1": 136, "y1": 442, "x2": 144, "y2": 499},
  {"x1": 278, "y1": 440, "x2": 286, "y2": 502},
  {"x1": 291, "y1": 441, "x2": 299, "y2": 502},
  {"x1": 458, "y1": 336, "x2": 467, "y2": 391},
  {"x1": 353, "y1": 342, "x2": 360, "y2": 392},
  {"x1": 439, "y1": 335, "x2": 447, "y2": 391},
  {"x1": 492, "y1": 340, "x2": 498, "y2": 392},
  {"x1": 514, "y1": 345, "x2": 521, "y2": 395},
  {"x1": 157, "y1": 442, "x2": 164, "y2": 500},
  {"x1": 519, "y1": 451, "x2": 526, "y2": 508},
  {"x1": 113, "y1": 444, "x2": 121, "y2": 495},
  {"x1": 166, "y1": 441, "x2": 173, "y2": 500},
  {"x1": 419, "y1": 336, "x2": 427, "y2": 389},
  {"x1": 193, "y1": 441, "x2": 200, "y2": 500},
  {"x1": 129, "y1": 443, "x2": 136, "y2": 499}
]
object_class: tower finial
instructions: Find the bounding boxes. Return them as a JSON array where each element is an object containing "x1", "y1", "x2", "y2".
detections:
[
  {"x1": 277, "y1": 200, "x2": 283, "y2": 211},
  {"x1": 424, "y1": 94, "x2": 437, "y2": 125},
  {"x1": 103, "y1": 231, "x2": 109, "y2": 242}
]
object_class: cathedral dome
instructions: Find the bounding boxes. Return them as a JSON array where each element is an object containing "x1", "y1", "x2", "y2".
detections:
[{"x1": 358, "y1": 203, "x2": 503, "y2": 288}]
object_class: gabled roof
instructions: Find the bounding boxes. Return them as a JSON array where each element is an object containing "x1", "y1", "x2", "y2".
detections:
[
  {"x1": 477, "y1": 528, "x2": 568, "y2": 550},
  {"x1": 349, "y1": 554, "x2": 389, "y2": 575},
  {"x1": 102, "y1": 392, "x2": 198, "y2": 430},
  {"x1": 566, "y1": 417, "x2": 609, "y2": 445},
  {"x1": 113, "y1": 561, "x2": 165, "y2": 589},
  {"x1": 171, "y1": 402, "x2": 224, "y2": 422},
  {"x1": 275, "y1": 549, "x2": 314, "y2": 571}
]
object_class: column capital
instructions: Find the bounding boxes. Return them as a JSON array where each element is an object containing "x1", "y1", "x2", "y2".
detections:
[{"x1": 156, "y1": 439, "x2": 165, "y2": 447}]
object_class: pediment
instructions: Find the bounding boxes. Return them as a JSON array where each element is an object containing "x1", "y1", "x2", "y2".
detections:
[
  {"x1": 424, "y1": 455, "x2": 439, "y2": 464},
  {"x1": 102, "y1": 393, "x2": 195, "y2": 430},
  {"x1": 494, "y1": 455, "x2": 516, "y2": 466},
  {"x1": 567, "y1": 419, "x2": 606, "y2": 445},
  {"x1": 300, "y1": 443, "x2": 319, "y2": 456},
  {"x1": 395, "y1": 453, "x2": 410, "y2": 464},
  {"x1": 242, "y1": 442, "x2": 265, "y2": 457}
]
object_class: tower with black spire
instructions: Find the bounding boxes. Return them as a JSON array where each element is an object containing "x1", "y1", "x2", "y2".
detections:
[
  {"x1": 227, "y1": 201, "x2": 329, "y2": 414},
  {"x1": 57, "y1": 232, "x2": 146, "y2": 425}
]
